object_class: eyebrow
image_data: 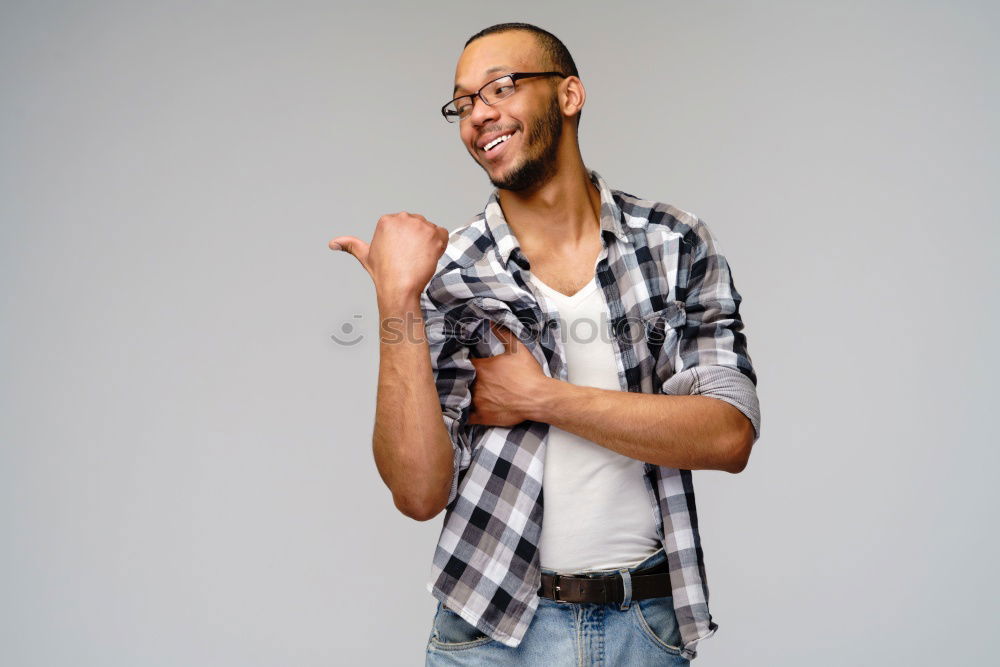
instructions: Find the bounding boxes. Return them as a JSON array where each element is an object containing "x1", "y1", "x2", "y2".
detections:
[{"x1": 453, "y1": 65, "x2": 511, "y2": 96}]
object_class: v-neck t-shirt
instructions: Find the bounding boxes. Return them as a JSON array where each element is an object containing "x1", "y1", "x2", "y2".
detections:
[{"x1": 527, "y1": 270, "x2": 661, "y2": 573}]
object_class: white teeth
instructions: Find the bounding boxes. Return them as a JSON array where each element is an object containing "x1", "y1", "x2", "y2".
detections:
[{"x1": 484, "y1": 134, "x2": 512, "y2": 151}]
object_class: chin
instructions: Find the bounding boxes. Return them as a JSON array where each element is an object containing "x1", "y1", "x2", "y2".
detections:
[
  {"x1": 493, "y1": 159, "x2": 555, "y2": 192},
  {"x1": 483, "y1": 159, "x2": 524, "y2": 190}
]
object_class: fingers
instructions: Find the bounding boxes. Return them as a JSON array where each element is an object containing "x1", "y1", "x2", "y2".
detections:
[{"x1": 489, "y1": 322, "x2": 522, "y2": 354}]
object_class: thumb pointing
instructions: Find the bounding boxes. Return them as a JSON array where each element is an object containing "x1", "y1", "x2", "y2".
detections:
[{"x1": 329, "y1": 235, "x2": 372, "y2": 274}]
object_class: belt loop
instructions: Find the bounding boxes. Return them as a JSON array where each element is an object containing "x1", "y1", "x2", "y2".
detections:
[{"x1": 618, "y1": 568, "x2": 632, "y2": 611}]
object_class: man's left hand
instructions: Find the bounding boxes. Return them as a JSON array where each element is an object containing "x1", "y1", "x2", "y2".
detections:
[{"x1": 468, "y1": 322, "x2": 549, "y2": 427}]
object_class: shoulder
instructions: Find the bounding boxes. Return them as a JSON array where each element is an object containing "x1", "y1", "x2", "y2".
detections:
[
  {"x1": 436, "y1": 212, "x2": 493, "y2": 273},
  {"x1": 420, "y1": 211, "x2": 503, "y2": 313},
  {"x1": 610, "y1": 187, "x2": 711, "y2": 250},
  {"x1": 613, "y1": 187, "x2": 699, "y2": 231}
]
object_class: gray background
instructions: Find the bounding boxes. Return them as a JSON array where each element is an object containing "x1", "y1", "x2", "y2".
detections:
[{"x1": 2, "y1": 1, "x2": 996, "y2": 665}]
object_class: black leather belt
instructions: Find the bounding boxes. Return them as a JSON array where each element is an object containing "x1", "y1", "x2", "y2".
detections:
[{"x1": 538, "y1": 558, "x2": 671, "y2": 604}]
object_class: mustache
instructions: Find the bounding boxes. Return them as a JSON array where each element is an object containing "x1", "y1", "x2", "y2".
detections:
[{"x1": 477, "y1": 123, "x2": 521, "y2": 139}]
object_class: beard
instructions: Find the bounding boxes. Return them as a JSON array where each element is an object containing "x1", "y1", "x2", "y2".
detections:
[{"x1": 483, "y1": 96, "x2": 563, "y2": 192}]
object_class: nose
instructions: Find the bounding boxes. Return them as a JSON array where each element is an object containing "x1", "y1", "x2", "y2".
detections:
[{"x1": 467, "y1": 93, "x2": 500, "y2": 128}]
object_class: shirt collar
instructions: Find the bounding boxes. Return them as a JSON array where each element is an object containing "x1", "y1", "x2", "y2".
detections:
[{"x1": 483, "y1": 169, "x2": 630, "y2": 269}]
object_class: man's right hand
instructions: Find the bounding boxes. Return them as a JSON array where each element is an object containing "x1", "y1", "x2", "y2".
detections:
[
  {"x1": 328, "y1": 213, "x2": 456, "y2": 521},
  {"x1": 329, "y1": 212, "x2": 449, "y2": 299}
]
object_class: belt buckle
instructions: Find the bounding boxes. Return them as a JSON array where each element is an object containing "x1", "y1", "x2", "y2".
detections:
[{"x1": 551, "y1": 574, "x2": 569, "y2": 603}]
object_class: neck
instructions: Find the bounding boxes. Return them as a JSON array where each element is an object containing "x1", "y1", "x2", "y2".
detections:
[{"x1": 496, "y1": 141, "x2": 601, "y2": 259}]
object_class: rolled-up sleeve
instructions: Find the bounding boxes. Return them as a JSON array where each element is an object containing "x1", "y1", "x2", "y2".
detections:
[
  {"x1": 420, "y1": 289, "x2": 477, "y2": 505},
  {"x1": 661, "y1": 219, "x2": 761, "y2": 442}
]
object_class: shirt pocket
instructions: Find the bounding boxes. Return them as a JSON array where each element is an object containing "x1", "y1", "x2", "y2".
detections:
[{"x1": 644, "y1": 300, "x2": 687, "y2": 392}]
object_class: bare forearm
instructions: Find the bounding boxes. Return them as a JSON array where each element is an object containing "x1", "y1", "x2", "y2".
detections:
[
  {"x1": 372, "y1": 290, "x2": 453, "y2": 520},
  {"x1": 526, "y1": 377, "x2": 753, "y2": 473}
]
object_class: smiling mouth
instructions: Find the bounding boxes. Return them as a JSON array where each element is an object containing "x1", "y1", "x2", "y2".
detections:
[
  {"x1": 479, "y1": 132, "x2": 516, "y2": 156},
  {"x1": 483, "y1": 134, "x2": 513, "y2": 151}
]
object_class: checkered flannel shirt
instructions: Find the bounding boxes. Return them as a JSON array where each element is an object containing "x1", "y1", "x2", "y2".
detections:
[{"x1": 419, "y1": 170, "x2": 761, "y2": 661}]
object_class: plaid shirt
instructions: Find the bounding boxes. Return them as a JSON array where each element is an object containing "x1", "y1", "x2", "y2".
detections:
[{"x1": 419, "y1": 170, "x2": 760, "y2": 661}]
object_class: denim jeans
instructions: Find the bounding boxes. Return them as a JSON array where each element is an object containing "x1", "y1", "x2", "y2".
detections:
[{"x1": 425, "y1": 547, "x2": 691, "y2": 665}]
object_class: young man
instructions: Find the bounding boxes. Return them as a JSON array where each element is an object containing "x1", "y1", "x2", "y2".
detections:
[{"x1": 330, "y1": 22, "x2": 760, "y2": 665}]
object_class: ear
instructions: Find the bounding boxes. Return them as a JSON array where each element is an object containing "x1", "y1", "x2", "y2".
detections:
[{"x1": 559, "y1": 76, "x2": 586, "y2": 123}]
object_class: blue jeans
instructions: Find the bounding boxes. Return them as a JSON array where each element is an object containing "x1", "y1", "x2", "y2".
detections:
[{"x1": 425, "y1": 547, "x2": 691, "y2": 665}]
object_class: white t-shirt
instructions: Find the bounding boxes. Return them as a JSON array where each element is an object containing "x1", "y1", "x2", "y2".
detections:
[{"x1": 529, "y1": 270, "x2": 661, "y2": 573}]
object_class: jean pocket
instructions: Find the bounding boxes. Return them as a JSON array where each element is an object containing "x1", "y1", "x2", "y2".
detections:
[
  {"x1": 430, "y1": 603, "x2": 496, "y2": 650},
  {"x1": 631, "y1": 595, "x2": 683, "y2": 655}
]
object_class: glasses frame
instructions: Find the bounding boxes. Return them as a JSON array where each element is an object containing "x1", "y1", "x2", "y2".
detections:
[{"x1": 441, "y1": 71, "x2": 567, "y2": 123}]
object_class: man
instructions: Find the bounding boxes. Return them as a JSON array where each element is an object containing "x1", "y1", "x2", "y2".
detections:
[{"x1": 329, "y1": 22, "x2": 760, "y2": 665}]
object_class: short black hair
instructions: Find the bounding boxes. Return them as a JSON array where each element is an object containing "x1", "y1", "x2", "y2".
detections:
[
  {"x1": 464, "y1": 23, "x2": 581, "y2": 127},
  {"x1": 464, "y1": 22, "x2": 579, "y2": 79}
]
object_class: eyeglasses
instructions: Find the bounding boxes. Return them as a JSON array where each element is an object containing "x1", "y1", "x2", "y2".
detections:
[{"x1": 441, "y1": 71, "x2": 567, "y2": 123}]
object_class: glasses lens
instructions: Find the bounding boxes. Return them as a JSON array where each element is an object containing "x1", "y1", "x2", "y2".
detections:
[
  {"x1": 481, "y1": 76, "x2": 515, "y2": 104},
  {"x1": 444, "y1": 97, "x2": 475, "y2": 122}
]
